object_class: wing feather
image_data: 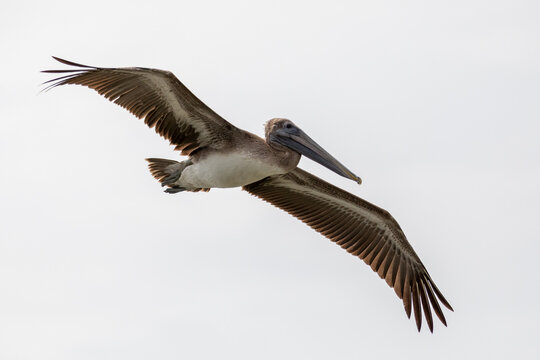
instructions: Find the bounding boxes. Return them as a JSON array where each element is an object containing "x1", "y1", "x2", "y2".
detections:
[
  {"x1": 243, "y1": 168, "x2": 453, "y2": 332},
  {"x1": 42, "y1": 57, "x2": 238, "y2": 155}
]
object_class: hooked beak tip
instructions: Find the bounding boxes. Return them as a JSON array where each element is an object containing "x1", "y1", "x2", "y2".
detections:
[{"x1": 350, "y1": 175, "x2": 362, "y2": 185}]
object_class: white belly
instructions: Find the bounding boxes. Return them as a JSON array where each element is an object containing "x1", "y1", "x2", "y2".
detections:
[{"x1": 178, "y1": 152, "x2": 287, "y2": 189}]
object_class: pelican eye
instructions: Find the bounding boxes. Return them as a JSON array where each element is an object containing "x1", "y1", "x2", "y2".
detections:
[{"x1": 285, "y1": 123, "x2": 292, "y2": 129}]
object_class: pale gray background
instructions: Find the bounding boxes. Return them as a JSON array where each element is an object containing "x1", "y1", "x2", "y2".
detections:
[{"x1": 1, "y1": 0, "x2": 539, "y2": 359}]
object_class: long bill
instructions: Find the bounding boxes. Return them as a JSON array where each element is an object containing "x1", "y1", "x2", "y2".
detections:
[{"x1": 272, "y1": 129, "x2": 362, "y2": 184}]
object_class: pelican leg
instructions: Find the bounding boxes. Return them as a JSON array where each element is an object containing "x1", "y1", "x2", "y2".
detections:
[
  {"x1": 161, "y1": 171, "x2": 181, "y2": 186},
  {"x1": 160, "y1": 159, "x2": 193, "y2": 187}
]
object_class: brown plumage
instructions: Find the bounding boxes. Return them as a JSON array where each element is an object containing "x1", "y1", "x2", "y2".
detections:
[
  {"x1": 243, "y1": 168, "x2": 453, "y2": 332},
  {"x1": 42, "y1": 57, "x2": 237, "y2": 156}
]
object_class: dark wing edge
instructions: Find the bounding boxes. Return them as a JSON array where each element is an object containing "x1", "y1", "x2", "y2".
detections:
[
  {"x1": 42, "y1": 56, "x2": 238, "y2": 155},
  {"x1": 243, "y1": 168, "x2": 453, "y2": 332}
]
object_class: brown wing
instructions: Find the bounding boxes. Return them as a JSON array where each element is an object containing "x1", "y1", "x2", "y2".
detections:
[
  {"x1": 243, "y1": 168, "x2": 453, "y2": 332},
  {"x1": 42, "y1": 57, "x2": 238, "y2": 155}
]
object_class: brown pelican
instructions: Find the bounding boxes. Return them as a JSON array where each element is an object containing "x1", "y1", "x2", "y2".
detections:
[{"x1": 43, "y1": 57, "x2": 453, "y2": 332}]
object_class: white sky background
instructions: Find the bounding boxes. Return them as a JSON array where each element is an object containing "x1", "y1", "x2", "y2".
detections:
[{"x1": 1, "y1": 0, "x2": 539, "y2": 359}]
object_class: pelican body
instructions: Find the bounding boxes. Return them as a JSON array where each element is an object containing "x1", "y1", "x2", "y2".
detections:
[
  {"x1": 153, "y1": 123, "x2": 302, "y2": 192},
  {"x1": 43, "y1": 57, "x2": 452, "y2": 332}
]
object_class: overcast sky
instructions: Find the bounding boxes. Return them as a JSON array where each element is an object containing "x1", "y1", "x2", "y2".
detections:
[{"x1": 1, "y1": 0, "x2": 539, "y2": 359}]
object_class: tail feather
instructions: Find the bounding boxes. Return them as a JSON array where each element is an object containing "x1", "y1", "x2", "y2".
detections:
[
  {"x1": 145, "y1": 158, "x2": 181, "y2": 183},
  {"x1": 145, "y1": 158, "x2": 211, "y2": 193}
]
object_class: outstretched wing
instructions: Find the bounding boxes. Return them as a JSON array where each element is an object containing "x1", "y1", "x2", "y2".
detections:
[
  {"x1": 243, "y1": 168, "x2": 453, "y2": 332},
  {"x1": 42, "y1": 57, "x2": 238, "y2": 155}
]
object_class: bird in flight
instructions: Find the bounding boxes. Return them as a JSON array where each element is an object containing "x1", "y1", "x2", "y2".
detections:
[{"x1": 43, "y1": 57, "x2": 453, "y2": 332}]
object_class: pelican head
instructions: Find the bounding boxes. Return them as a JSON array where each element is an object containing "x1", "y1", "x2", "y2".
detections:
[{"x1": 265, "y1": 118, "x2": 362, "y2": 184}]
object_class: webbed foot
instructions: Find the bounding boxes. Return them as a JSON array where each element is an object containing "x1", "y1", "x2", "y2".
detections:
[{"x1": 164, "y1": 186, "x2": 186, "y2": 194}]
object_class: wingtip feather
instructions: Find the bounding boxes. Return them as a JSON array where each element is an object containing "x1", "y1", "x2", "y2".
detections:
[{"x1": 51, "y1": 56, "x2": 94, "y2": 68}]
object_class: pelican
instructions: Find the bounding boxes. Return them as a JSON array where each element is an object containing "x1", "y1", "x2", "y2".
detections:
[{"x1": 43, "y1": 57, "x2": 453, "y2": 332}]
